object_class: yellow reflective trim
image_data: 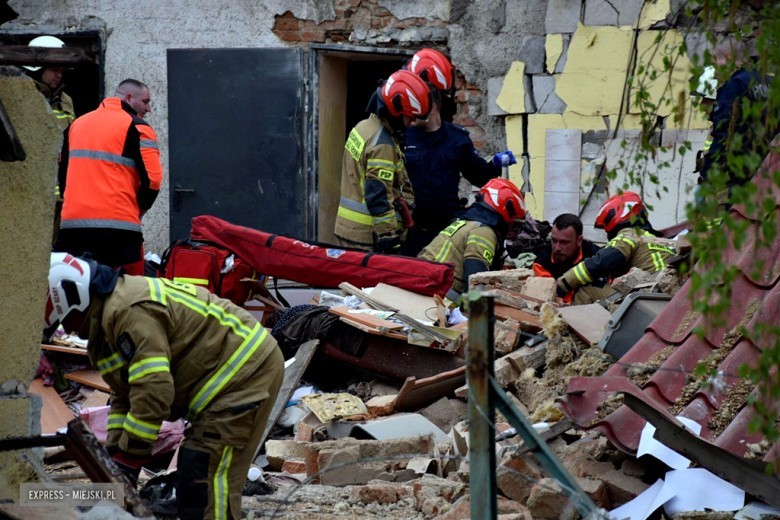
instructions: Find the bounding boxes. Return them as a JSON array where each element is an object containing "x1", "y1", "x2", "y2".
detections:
[
  {"x1": 371, "y1": 212, "x2": 396, "y2": 225},
  {"x1": 442, "y1": 220, "x2": 467, "y2": 237},
  {"x1": 97, "y1": 352, "x2": 126, "y2": 375},
  {"x1": 367, "y1": 158, "x2": 395, "y2": 169},
  {"x1": 650, "y1": 251, "x2": 664, "y2": 272},
  {"x1": 128, "y1": 356, "x2": 171, "y2": 383},
  {"x1": 345, "y1": 128, "x2": 365, "y2": 162},
  {"x1": 173, "y1": 277, "x2": 209, "y2": 286},
  {"x1": 573, "y1": 263, "x2": 592, "y2": 284},
  {"x1": 434, "y1": 240, "x2": 453, "y2": 263},
  {"x1": 187, "y1": 325, "x2": 268, "y2": 419},
  {"x1": 466, "y1": 235, "x2": 495, "y2": 253},
  {"x1": 483, "y1": 249, "x2": 494, "y2": 262},
  {"x1": 124, "y1": 412, "x2": 161, "y2": 442},
  {"x1": 338, "y1": 205, "x2": 373, "y2": 225},
  {"x1": 147, "y1": 278, "x2": 166, "y2": 304},
  {"x1": 160, "y1": 278, "x2": 198, "y2": 296},
  {"x1": 214, "y1": 445, "x2": 233, "y2": 520},
  {"x1": 107, "y1": 413, "x2": 126, "y2": 430}
]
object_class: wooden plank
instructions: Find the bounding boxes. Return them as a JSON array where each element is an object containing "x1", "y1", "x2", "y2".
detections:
[
  {"x1": 64, "y1": 370, "x2": 110, "y2": 393},
  {"x1": 558, "y1": 303, "x2": 611, "y2": 344},
  {"x1": 254, "y1": 339, "x2": 319, "y2": 459},
  {"x1": 41, "y1": 343, "x2": 89, "y2": 356},
  {"x1": 494, "y1": 304, "x2": 543, "y2": 332},
  {"x1": 329, "y1": 306, "x2": 404, "y2": 331},
  {"x1": 28, "y1": 379, "x2": 74, "y2": 435}
]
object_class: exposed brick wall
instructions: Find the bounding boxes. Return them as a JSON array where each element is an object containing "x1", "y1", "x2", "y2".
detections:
[{"x1": 272, "y1": 1, "x2": 491, "y2": 151}]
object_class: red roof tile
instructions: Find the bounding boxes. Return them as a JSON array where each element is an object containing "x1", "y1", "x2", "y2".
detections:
[{"x1": 559, "y1": 145, "x2": 780, "y2": 466}]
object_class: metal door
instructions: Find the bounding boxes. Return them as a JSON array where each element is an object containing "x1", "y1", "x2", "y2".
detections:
[{"x1": 167, "y1": 48, "x2": 307, "y2": 241}]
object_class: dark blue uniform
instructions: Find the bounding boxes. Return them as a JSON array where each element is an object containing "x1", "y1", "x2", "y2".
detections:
[
  {"x1": 402, "y1": 122, "x2": 500, "y2": 256},
  {"x1": 700, "y1": 68, "x2": 773, "y2": 186}
]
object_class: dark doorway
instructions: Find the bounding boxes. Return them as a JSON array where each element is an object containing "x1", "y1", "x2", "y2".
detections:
[
  {"x1": 0, "y1": 32, "x2": 103, "y2": 118},
  {"x1": 311, "y1": 45, "x2": 409, "y2": 243}
]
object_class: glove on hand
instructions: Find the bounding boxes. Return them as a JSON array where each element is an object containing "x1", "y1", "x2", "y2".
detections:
[
  {"x1": 375, "y1": 235, "x2": 401, "y2": 254},
  {"x1": 492, "y1": 150, "x2": 517, "y2": 167},
  {"x1": 555, "y1": 278, "x2": 570, "y2": 298},
  {"x1": 112, "y1": 450, "x2": 149, "y2": 485}
]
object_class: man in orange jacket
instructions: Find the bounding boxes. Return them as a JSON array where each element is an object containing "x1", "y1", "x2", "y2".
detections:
[
  {"x1": 532, "y1": 213, "x2": 601, "y2": 303},
  {"x1": 55, "y1": 78, "x2": 163, "y2": 275}
]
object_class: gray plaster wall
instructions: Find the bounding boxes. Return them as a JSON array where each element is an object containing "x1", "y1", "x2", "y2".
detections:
[{"x1": 5, "y1": 0, "x2": 546, "y2": 253}]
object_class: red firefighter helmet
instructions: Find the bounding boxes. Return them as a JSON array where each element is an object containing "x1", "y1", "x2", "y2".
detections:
[
  {"x1": 45, "y1": 253, "x2": 92, "y2": 328},
  {"x1": 380, "y1": 70, "x2": 432, "y2": 119},
  {"x1": 406, "y1": 48, "x2": 454, "y2": 91},
  {"x1": 480, "y1": 178, "x2": 527, "y2": 224},
  {"x1": 594, "y1": 191, "x2": 646, "y2": 233}
]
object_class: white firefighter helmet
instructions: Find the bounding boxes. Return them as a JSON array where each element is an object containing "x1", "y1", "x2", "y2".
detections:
[
  {"x1": 694, "y1": 65, "x2": 718, "y2": 100},
  {"x1": 24, "y1": 35, "x2": 66, "y2": 72},
  {"x1": 45, "y1": 253, "x2": 92, "y2": 328}
]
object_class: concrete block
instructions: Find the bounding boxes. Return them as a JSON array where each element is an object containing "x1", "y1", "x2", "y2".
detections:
[
  {"x1": 527, "y1": 477, "x2": 579, "y2": 520},
  {"x1": 532, "y1": 75, "x2": 567, "y2": 114},
  {"x1": 583, "y1": 0, "x2": 643, "y2": 26},
  {"x1": 497, "y1": 452, "x2": 543, "y2": 502},
  {"x1": 582, "y1": 142, "x2": 604, "y2": 160},
  {"x1": 350, "y1": 480, "x2": 410, "y2": 504},
  {"x1": 600, "y1": 468, "x2": 651, "y2": 505},
  {"x1": 469, "y1": 268, "x2": 533, "y2": 290},
  {"x1": 520, "y1": 36, "x2": 546, "y2": 74},
  {"x1": 265, "y1": 439, "x2": 308, "y2": 471},
  {"x1": 611, "y1": 267, "x2": 655, "y2": 295},
  {"x1": 281, "y1": 459, "x2": 306, "y2": 474},
  {"x1": 544, "y1": 191, "x2": 580, "y2": 222},
  {"x1": 487, "y1": 77, "x2": 508, "y2": 116},
  {"x1": 545, "y1": 0, "x2": 581, "y2": 33},
  {"x1": 545, "y1": 161, "x2": 581, "y2": 193},
  {"x1": 365, "y1": 394, "x2": 396, "y2": 417},
  {"x1": 495, "y1": 318, "x2": 521, "y2": 355},
  {"x1": 546, "y1": 128, "x2": 582, "y2": 162},
  {"x1": 522, "y1": 277, "x2": 557, "y2": 302},
  {"x1": 412, "y1": 474, "x2": 467, "y2": 517},
  {"x1": 419, "y1": 397, "x2": 461, "y2": 433}
]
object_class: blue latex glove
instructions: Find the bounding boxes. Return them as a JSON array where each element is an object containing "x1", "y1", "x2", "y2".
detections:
[{"x1": 492, "y1": 150, "x2": 517, "y2": 167}]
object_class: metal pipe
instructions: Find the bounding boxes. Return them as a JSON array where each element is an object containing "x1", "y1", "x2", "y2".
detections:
[{"x1": 467, "y1": 294, "x2": 497, "y2": 520}]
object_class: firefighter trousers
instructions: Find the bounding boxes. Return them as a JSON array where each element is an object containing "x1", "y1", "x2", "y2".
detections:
[{"x1": 176, "y1": 346, "x2": 284, "y2": 520}]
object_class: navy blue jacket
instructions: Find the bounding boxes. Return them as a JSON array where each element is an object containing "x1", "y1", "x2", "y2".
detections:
[
  {"x1": 404, "y1": 122, "x2": 501, "y2": 232},
  {"x1": 700, "y1": 68, "x2": 772, "y2": 185}
]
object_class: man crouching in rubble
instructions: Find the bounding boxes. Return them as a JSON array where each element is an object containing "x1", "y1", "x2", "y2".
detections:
[
  {"x1": 556, "y1": 192, "x2": 675, "y2": 305},
  {"x1": 44, "y1": 253, "x2": 284, "y2": 520}
]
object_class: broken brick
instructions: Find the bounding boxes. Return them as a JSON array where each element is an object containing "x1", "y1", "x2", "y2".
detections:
[
  {"x1": 281, "y1": 459, "x2": 306, "y2": 474},
  {"x1": 599, "y1": 468, "x2": 651, "y2": 506},
  {"x1": 526, "y1": 477, "x2": 579, "y2": 520},
  {"x1": 496, "y1": 452, "x2": 543, "y2": 502},
  {"x1": 365, "y1": 394, "x2": 396, "y2": 416},
  {"x1": 350, "y1": 481, "x2": 410, "y2": 504}
]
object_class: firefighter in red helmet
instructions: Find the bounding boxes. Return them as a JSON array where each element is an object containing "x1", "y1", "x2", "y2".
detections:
[
  {"x1": 334, "y1": 70, "x2": 432, "y2": 252},
  {"x1": 556, "y1": 191, "x2": 676, "y2": 304},
  {"x1": 419, "y1": 178, "x2": 526, "y2": 299}
]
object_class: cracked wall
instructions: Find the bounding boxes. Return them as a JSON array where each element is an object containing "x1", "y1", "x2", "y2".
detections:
[{"x1": 4, "y1": 0, "x2": 705, "y2": 250}]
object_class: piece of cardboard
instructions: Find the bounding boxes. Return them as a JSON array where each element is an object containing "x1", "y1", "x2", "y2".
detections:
[
  {"x1": 370, "y1": 283, "x2": 438, "y2": 323},
  {"x1": 28, "y1": 378, "x2": 74, "y2": 434},
  {"x1": 81, "y1": 390, "x2": 110, "y2": 409},
  {"x1": 337, "y1": 317, "x2": 408, "y2": 341}
]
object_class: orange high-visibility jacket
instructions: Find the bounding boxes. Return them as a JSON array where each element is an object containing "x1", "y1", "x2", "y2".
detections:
[{"x1": 58, "y1": 98, "x2": 163, "y2": 232}]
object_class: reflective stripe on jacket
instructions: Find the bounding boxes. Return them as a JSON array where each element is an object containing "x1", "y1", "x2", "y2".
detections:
[
  {"x1": 33, "y1": 79, "x2": 75, "y2": 131},
  {"x1": 88, "y1": 276, "x2": 276, "y2": 456},
  {"x1": 559, "y1": 227, "x2": 675, "y2": 291},
  {"x1": 334, "y1": 114, "x2": 413, "y2": 249},
  {"x1": 418, "y1": 219, "x2": 498, "y2": 293},
  {"x1": 59, "y1": 97, "x2": 163, "y2": 232}
]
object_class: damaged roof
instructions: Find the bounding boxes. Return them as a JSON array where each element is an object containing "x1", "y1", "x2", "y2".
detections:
[{"x1": 559, "y1": 146, "x2": 780, "y2": 467}]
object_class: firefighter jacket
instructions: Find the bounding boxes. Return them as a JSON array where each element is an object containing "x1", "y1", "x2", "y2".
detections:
[
  {"x1": 557, "y1": 227, "x2": 675, "y2": 294},
  {"x1": 404, "y1": 122, "x2": 500, "y2": 233},
  {"x1": 58, "y1": 97, "x2": 163, "y2": 234},
  {"x1": 334, "y1": 114, "x2": 414, "y2": 250},
  {"x1": 33, "y1": 78, "x2": 75, "y2": 131},
  {"x1": 418, "y1": 203, "x2": 504, "y2": 293},
  {"x1": 87, "y1": 276, "x2": 278, "y2": 457}
]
